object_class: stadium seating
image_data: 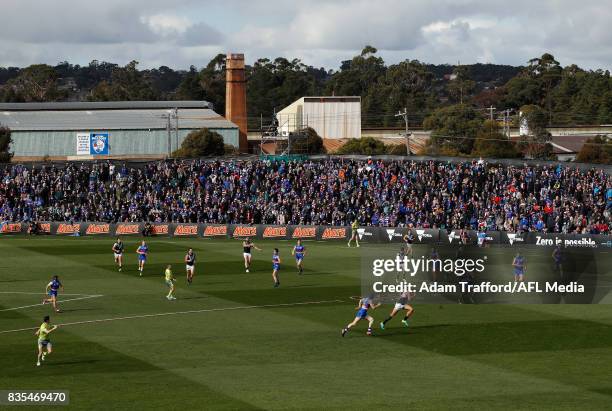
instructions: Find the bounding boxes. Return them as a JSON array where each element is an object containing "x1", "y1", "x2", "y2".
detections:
[{"x1": 0, "y1": 159, "x2": 609, "y2": 234}]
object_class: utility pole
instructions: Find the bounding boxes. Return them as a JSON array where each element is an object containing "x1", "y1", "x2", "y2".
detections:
[
  {"x1": 166, "y1": 114, "x2": 171, "y2": 157},
  {"x1": 172, "y1": 108, "x2": 179, "y2": 154},
  {"x1": 488, "y1": 105, "x2": 496, "y2": 121},
  {"x1": 395, "y1": 107, "x2": 412, "y2": 156},
  {"x1": 503, "y1": 109, "x2": 511, "y2": 137}
]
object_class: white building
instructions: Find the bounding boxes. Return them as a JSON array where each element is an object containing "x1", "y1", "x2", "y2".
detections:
[{"x1": 276, "y1": 96, "x2": 361, "y2": 139}]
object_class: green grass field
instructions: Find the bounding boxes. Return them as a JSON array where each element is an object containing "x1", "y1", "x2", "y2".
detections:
[{"x1": 1, "y1": 236, "x2": 612, "y2": 410}]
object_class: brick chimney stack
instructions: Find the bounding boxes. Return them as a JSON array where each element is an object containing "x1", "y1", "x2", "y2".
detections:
[{"x1": 225, "y1": 53, "x2": 247, "y2": 152}]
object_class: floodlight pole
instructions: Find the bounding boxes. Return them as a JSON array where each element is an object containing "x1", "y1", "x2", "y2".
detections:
[{"x1": 395, "y1": 107, "x2": 412, "y2": 156}]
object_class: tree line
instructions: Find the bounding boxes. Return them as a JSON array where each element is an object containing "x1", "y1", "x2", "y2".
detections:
[{"x1": 0, "y1": 47, "x2": 610, "y2": 162}]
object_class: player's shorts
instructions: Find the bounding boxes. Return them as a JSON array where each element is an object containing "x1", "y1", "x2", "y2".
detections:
[
  {"x1": 514, "y1": 270, "x2": 524, "y2": 276},
  {"x1": 48, "y1": 290, "x2": 57, "y2": 297},
  {"x1": 243, "y1": 252, "x2": 251, "y2": 258},
  {"x1": 165, "y1": 280, "x2": 174, "y2": 288},
  {"x1": 38, "y1": 339, "x2": 51, "y2": 348},
  {"x1": 356, "y1": 308, "x2": 368, "y2": 319},
  {"x1": 186, "y1": 264, "x2": 194, "y2": 272},
  {"x1": 139, "y1": 255, "x2": 147, "y2": 262},
  {"x1": 352, "y1": 229, "x2": 358, "y2": 236},
  {"x1": 114, "y1": 252, "x2": 122, "y2": 259},
  {"x1": 394, "y1": 302, "x2": 407, "y2": 311},
  {"x1": 272, "y1": 263, "x2": 280, "y2": 271},
  {"x1": 295, "y1": 255, "x2": 304, "y2": 262}
]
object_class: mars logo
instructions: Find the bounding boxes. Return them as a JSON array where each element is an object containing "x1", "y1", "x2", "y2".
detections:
[
  {"x1": 233, "y1": 226, "x2": 257, "y2": 237},
  {"x1": 115, "y1": 224, "x2": 140, "y2": 235},
  {"x1": 57, "y1": 223, "x2": 81, "y2": 234},
  {"x1": 38, "y1": 223, "x2": 51, "y2": 233},
  {"x1": 291, "y1": 227, "x2": 316, "y2": 238},
  {"x1": 263, "y1": 227, "x2": 287, "y2": 238},
  {"x1": 507, "y1": 233, "x2": 524, "y2": 245},
  {"x1": 86, "y1": 224, "x2": 109, "y2": 235},
  {"x1": 174, "y1": 225, "x2": 198, "y2": 236},
  {"x1": 203, "y1": 226, "x2": 227, "y2": 237},
  {"x1": 448, "y1": 231, "x2": 459, "y2": 243},
  {"x1": 0, "y1": 222, "x2": 21, "y2": 233},
  {"x1": 151, "y1": 224, "x2": 169, "y2": 235},
  {"x1": 321, "y1": 227, "x2": 346, "y2": 240}
]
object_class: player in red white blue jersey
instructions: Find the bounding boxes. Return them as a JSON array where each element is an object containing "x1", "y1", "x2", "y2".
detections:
[
  {"x1": 342, "y1": 295, "x2": 381, "y2": 337},
  {"x1": 291, "y1": 239, "x2": 306, "y2": 274}
]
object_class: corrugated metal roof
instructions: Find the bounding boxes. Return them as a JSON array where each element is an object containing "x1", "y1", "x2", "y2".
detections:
[
  {"x1": 0, "y1": 108, "x2": 237, "y2": 131},
  {"x1": 0, "y1": 100, "x2": 212, "y2": 111}
]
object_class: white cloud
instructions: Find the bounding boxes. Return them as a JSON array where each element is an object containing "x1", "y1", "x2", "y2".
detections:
[
  {"x1": 142, "y1": 14, "x2": 192, "y2": 37},
  {"x1": 0, "y1": 0, "x2": 610, "y2": 70}
]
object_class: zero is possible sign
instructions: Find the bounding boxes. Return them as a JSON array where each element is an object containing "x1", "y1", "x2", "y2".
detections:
[{"x1": 76, "y1": 132, "x2": 109, "y2": 155}]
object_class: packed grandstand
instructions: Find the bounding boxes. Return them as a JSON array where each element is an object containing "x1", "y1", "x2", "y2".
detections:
[{"x1": 0, "y1": 159, "x2": 610, "y2": 234}]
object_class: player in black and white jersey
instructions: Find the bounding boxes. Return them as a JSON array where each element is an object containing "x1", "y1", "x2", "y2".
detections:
[
  {"x1": 112, "y1": 238, "x2": 124, "y2": 272},
  {"x1": 242, "y1": 237, "x2": 261, "y2": 273},
  {"x1": 185, "y1": 248, "x2": 196, "y2": 284},
  {"x1": 402, "y1": 231, "x2": 414, "y2": 258},
  {"x1": 379, "y1": 291, "x2": 414, "y2": 330}
]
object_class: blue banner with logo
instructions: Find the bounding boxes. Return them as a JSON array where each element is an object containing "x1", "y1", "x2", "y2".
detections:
[{"x1": 90, "y1": 133, "x2": 109, "y2": 155}]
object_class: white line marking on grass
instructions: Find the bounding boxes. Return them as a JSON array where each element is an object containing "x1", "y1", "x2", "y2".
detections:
[
  {"x1": 0, "y1": 299, "x2": 344, "y2": 334},
  {"x1": 0, "y1": 292, "x2": 100, "y2": 296},
  {"x1": 0, "y1": 295, "x2": 104, "y2": 312}
]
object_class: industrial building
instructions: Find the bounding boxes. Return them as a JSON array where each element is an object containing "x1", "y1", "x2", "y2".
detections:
[
  {"x1": 276, "y1": 96, "x2": 361, "y2": 139},
  {"x1": 0, "y1": 101, "x2": 239, "y2": 161}
]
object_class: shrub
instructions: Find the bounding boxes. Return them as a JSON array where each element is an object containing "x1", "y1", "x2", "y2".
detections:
[{"x1": 172, "y1": 128, "x2": 226, "y2": 158}]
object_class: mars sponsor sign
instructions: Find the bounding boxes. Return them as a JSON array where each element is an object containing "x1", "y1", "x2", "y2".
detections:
[
  {"x1": 115, "y1": 223, "x2": 141, "y2": 235},
  {"x1": 203, "y1": 225, "x2": 227, "y2": 237},
  {"x1": 151, "y1": 224, "x2": 169, "y2": 236},
  {"x1": 319, "y1": 227, "x2": 348, "y2": 240},
  {"x1": 173, "y1": 224, "x2": 199, "y2": 236},
  {"x1": 38, "y1": 223, "x2": 51, "y2": 234},
  {"x1": 290, "y1": 226, "x2": 317, "y2": 239},
  {"x1": 232, "y1": 225, "x2": 257, "y2": 238},
  {"x1": 56, "y1": 223, "x2": 81, "y2": 235},
  {"x1": 0, "y1": 222, "x2": 22, "y2": 234},
  {"x1": 262, "y1": 226, "x2": 287, "y2": 238},
  {"x1": 85, "y1": 223, "x2": 110, "y2": 235}
]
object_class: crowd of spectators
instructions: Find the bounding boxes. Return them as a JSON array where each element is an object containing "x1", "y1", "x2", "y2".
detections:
[{"x1": 0, "y1": 159, "x2": 610, "y2": 234}]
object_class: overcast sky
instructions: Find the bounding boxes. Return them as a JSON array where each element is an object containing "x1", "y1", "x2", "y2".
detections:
[{"x1": 1, "y1": 0, "x2": 611, "y2": 71}]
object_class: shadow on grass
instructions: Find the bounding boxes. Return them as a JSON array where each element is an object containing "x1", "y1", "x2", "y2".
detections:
[{"x1": 376, "y1": 318, "x2": 612, "y2": 356}]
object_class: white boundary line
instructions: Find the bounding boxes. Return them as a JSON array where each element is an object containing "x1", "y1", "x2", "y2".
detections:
[
  {"x1": 0, "y1": 299, "x2": 345, "y2": 334},
  {"x1": 0, "y1": 292, "x2": 99, "y2": 296},
  {"x1": 0, "y1": 295, "x2": 104, "y2": 312}
]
